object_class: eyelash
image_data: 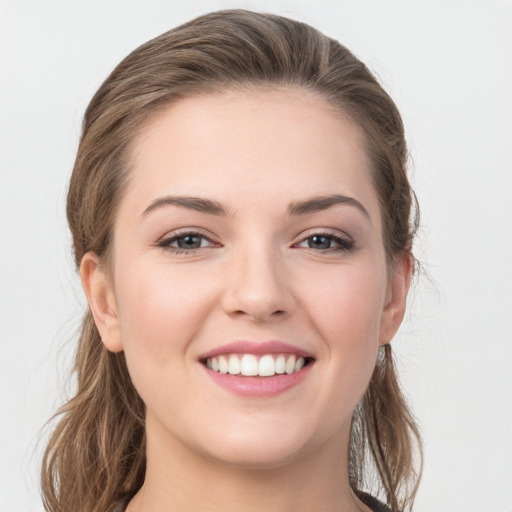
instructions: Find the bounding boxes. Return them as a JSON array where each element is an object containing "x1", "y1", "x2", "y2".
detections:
[
  {"x1": 294, "y1": 231, "x2": 355, "y2": 253},
  {"x1": 157, "y1": 230, "x2": 355, "y2": 255},
  {"x1": 157, "y1": 231, "x2": 218, "y2": 255}
]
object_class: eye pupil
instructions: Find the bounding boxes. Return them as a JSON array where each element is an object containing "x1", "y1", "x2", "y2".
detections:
[
  {"x1": 308, "y1": 235, "x2": 331, "y2": 249},
  {"x1": 177, "y1": 235, "x2": 202, "y2": 249}
]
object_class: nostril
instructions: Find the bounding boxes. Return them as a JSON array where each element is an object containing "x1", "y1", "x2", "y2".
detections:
[{"x1": 231, "y1": 309, "x2": 286, "y2": 318}]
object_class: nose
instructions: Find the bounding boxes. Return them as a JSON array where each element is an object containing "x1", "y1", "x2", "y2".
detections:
[{"x1": 221, "y1": 244, "x2": 295, "y2": 323}]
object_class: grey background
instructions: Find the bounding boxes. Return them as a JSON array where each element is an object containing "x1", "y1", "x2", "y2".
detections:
[{"x1": 1, "y1": 1, "x2": 511, "y2": 511}]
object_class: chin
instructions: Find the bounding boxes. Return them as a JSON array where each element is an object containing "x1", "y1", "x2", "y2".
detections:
[
  {"x1": 194, "y1": 422, "x2": 322, "y2": 471},
  {"x1": 204, "y1": 442, "x2": 306, "y2": 471}
]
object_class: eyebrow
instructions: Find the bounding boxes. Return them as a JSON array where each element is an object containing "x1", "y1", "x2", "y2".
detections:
[
  {"x1": 141, "y1": 196, "x2": 229, "y2": 217},
  {"x1": 287, "y1": 194, "x2": 370, "y2": 219},
  {"x1": 141, "y1": 193, "x2": 369, "y2": 220}
]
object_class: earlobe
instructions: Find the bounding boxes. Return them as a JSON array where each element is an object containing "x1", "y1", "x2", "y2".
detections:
[
  {"x1": 80, "y1": 252, "x2": 123, "y2": 353},
  {"x1": 379, "y1": 253, "x2": 413, "y2": 345}
]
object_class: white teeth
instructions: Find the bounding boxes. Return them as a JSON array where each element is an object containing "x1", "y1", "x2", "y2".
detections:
[
  {"x1": 228, "y1": 354, "x2": 241, "y2": 375},
  {"x1": 218, "y1": 355, "x2": 228, "y2": 374},
  {"x1": 240, "y1": 354, "x2": 258, "y2": 376},
  {"x1": 275, "y1": 354, "x2": 286, "y2": 374},
  {"x1": 206, "y1": 353, "x2": 308, "y2": 377},
  {"x1": 258, "y1": 354, "x2": 275, "y2": 377},
  {"x1": 285, "y1": 355, "x2": 296, "y2": 374}
]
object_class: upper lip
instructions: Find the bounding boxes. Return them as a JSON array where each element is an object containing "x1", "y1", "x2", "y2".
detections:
[{"x1": 199, "y1": 340, "x2": 314, "y2": 360}]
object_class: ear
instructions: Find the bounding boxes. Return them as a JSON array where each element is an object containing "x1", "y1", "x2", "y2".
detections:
[
  {"x1": 80, "y1": 252, "x2": 123, "y2": 353},
  {"x1": 379, "y1": 253, "x2": 413, "y2": 345}
]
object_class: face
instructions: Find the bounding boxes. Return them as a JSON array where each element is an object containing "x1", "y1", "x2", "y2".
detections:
[{"x1": 83, "y1": 88, "x2": 410, "y2": 470}]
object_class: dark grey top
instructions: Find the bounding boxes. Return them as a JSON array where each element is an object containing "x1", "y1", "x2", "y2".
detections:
[{"x1": 358, "y1": 491, "x2": 393, "y2": 512}]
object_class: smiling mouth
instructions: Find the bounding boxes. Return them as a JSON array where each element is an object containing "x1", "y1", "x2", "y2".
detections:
[{"x1": 202, "y1": 353, "x2": 314, "y2": 377}]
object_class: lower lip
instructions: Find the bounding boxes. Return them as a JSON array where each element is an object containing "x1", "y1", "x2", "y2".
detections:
[{"x1": 201, "y1": 362, "x2": 313, "y2": 397}]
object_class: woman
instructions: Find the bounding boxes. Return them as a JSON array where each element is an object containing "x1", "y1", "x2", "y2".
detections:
[{"x1": 41, "y1": 9, "x2": 422, "y2": 512}]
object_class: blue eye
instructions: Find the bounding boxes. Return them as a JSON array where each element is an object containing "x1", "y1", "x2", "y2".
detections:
[
  {"x1": 307, "y1": 235, "x2": 333, "y2": 249},
  {"x1": 298, "y1": 233, "x2": 354, "y2": 252},
  {"x1": 174, "y1": 234, "x2": 204, "y2": 249},
  {"x1": 158, "y1": 232, "x2": 215, "y2": 253}
]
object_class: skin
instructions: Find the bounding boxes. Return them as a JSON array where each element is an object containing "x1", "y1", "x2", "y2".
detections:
[{"x1": 81, "y1": 88, "x2": 411, "y2": 512}]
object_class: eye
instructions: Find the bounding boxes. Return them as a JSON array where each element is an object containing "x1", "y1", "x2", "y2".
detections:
[
  {"x1": 157, "y1": 231, "x2": 218, "y2": 254},
  {"x1": 296, "y1": 232, "x2": 355, "y2": 252}
]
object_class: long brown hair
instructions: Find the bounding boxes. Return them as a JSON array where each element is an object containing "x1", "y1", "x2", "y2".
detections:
[{"x1": 41, "y1": 10, "x2": 422, "y2": 512}]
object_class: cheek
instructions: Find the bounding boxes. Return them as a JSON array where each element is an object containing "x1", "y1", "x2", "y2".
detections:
[
  {"x1": 112, "y1": 258, "x2": 221, "y2": 411},
  {"x1": 113, "y1": 256, "x2": 217, "y2": 362},
  {"x1": 304, "y1": 261, "x2": 386, "y2": 340},
  {"x1": 300, "y1": 261, "x2": 387, "y2": 395}
]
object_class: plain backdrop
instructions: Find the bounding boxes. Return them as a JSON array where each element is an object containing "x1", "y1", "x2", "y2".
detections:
[{"x1": 1, "y1": 1, "x2": 511, "y2": 511}]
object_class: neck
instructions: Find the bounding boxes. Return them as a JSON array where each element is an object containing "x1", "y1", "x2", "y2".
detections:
[{"x1": 128, "y1": 417, "x2": 370, "y2": 512}]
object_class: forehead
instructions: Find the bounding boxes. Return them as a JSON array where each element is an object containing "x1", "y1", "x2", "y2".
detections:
[{"x1": 124, "y1": 87, "x2": 380, "y2": 221}]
